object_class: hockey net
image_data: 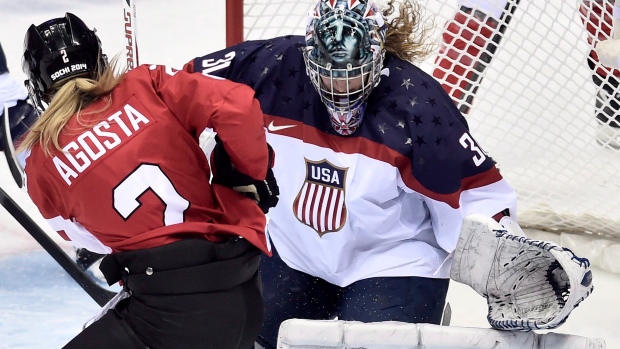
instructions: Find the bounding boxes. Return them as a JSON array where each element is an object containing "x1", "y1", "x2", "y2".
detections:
[{"x1": 227, "y1": 0, "x2": 620, "y2": 274}]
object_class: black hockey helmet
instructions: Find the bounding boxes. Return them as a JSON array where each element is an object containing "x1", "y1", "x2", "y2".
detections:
[{"x1": 22, "y1": 13, "x2": 107, "y2": 114}]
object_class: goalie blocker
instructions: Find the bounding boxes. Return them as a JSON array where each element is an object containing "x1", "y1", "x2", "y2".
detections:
[{"x1": 451, "y1": 214, "x2": 594, "y2": 331}]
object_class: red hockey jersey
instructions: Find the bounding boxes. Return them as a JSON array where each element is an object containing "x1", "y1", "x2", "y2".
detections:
[{"x1": 24, "y1": 64, "x2": 271, "y2": 254}]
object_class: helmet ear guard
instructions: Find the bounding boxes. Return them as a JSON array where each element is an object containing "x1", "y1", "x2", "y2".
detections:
[
  {"x1": 304, "y1": 0, "x2": 387, "y2": 135},
  {"x1": 21, "y1": 13, "x2": 107, "y2": 114}
]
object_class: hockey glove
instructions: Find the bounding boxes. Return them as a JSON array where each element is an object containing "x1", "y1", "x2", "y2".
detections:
[
  {"x1": 211, "y1": 137, "x2": 279, "y2": 213},
  {"x1": 451, "y1": 214, "x2": 594, "y2": 331}
]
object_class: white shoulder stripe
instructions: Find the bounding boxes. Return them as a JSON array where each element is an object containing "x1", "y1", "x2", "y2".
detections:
[{"x1": 47, "y1": 216, "x2": 112, "y2": 254}]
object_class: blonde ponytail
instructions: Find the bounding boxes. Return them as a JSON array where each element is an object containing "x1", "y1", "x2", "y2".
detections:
[
  {"x1": 19, "y1": 57, "x2": 126, "y2": 156},
  {"x1": 383, "y1": 0, "x2": 436, "y2": 63}
]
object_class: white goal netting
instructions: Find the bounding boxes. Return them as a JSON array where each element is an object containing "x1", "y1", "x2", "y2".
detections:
[{"x1": 240, "y1": 0, "x2": 620, "y2": 244}]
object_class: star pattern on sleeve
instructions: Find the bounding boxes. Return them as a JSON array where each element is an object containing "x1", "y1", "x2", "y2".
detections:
[
  {"x1": 359, "y1": 59, "x2": 468, "y2": 165},
  {"x1": 415, "y1": 135, "x2": 426, "y2": 147},
  {"x1": 281, "y1": 96, "x2": 292, "y2": 104},
  {"x1": 412, "y1": 114, "x2": 422, "y2": 126},
  {"x1": 388, "y1": 100, "x2": 398, "y2": 111}
]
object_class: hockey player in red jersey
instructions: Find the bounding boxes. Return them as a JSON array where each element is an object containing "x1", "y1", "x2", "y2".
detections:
[
  {"x1": 434, "y1": 0, "x2": 620, "y2": 148},
  {"x1": 19, "y1": 13, "x2": 279, "y2": 349},
  {"x1": 579, "y1": 0, "x2": 620, "y2": 148},
  {"x1": 432, "y1": 0, "x2": 519, "y2": 115}
]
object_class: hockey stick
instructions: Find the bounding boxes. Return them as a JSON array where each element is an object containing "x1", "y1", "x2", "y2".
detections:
[
  {"x1": 1, "y1": 105, "x2": 24, "y2": 188},
  {"x1": 123, "y1": 0, "x2": 139, "y2": 69},
  {"x1": 441, "y1": 302, "x2": 452, "y2": 326},
  {"x1": 0, "y1": 107, "x2": 116, "y2": 307}
]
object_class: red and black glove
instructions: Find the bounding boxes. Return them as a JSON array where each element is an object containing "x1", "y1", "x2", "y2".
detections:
[{"x1": 211, "y1": 137, "x2": 280, "y2": 213}]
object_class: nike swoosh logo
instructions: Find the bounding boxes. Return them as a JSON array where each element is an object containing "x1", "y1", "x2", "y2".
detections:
[{"x1": 268, "y1": 121, "x2": 297, "y2": 132}]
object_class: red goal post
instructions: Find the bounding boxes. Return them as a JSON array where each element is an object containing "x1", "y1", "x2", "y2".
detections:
[
  {"x1": 225, "y1": 0, "x2": 620, "y2": 274},
  {"x1": 225, "y1": 0, "x2": 244, "y2": 47}
]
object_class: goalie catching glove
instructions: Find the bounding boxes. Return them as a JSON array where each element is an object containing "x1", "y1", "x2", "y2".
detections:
[
  {"x1": 450, "y1": 214, "x2": 594, "y2": 331},
  {"x1": 211, "y1": 136, "x2": 280, "y2": 213}
]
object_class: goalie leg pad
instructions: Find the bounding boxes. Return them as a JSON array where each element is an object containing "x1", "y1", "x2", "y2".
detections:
[
  {"x1": 277, "y1": 319, "x2": 606, "y2": 348},
  {"x1": 451, "y1": 214, "x2": 594, "y2": 331}
]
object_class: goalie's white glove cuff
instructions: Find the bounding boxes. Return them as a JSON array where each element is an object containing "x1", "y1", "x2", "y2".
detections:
[
  {"x1": 499, "y1": 215, "x2": 526, "y2": 237},
  {"x1": 451, "y1": 214, "x2": 594, "y2": 331}
]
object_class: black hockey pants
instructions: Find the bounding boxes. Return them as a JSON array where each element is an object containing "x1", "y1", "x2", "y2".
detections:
[{"x1": 63, "y1": 237, "x2": 263, "y2": 349}]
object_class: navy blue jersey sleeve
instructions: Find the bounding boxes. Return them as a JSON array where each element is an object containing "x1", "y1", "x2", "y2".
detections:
[
  {"x1": 183, "y1": 36, "x2": 306, "y2": 91},
  {"x1": 362, "y1": 55, "x2": 501, "y2": 199}
]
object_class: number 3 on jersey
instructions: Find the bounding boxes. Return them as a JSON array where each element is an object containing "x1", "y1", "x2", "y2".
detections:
[
  {"x1": 113, "y1": 164, "x2": 189, "y2": 225},
  {"x1": 201, "y1": 51, "x2": 236, "y2": 75},
  {"x1": 459, "y1": 133, "x2": 487, "y2": 166}
]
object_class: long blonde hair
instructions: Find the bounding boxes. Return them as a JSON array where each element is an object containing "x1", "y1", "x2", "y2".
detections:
[
  {"x1": 19, "y1": 57, "x2": 126, "y2": 156},
  {"x1": 382, "y1": 0, "x2": 435, "y2": 63}
]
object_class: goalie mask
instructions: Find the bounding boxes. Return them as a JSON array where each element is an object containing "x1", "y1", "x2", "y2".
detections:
[
  {"x1": 22, "y1": 13, "x2": 108, "y2": 115},
  {"x1": 304, "y1": 0, "x2": 387, "y2": 135}
]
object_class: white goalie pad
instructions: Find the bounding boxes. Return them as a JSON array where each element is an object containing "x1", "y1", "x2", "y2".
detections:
[
  {"x1": 276, "y1": 319, "x2": 606, "y2": 348},
  {"x1": 451, "y1": 214, "x2": 594, "y2": 331}
]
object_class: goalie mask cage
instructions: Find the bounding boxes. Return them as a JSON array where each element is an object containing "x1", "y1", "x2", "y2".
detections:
[{"x1": 226, "y1": 0, "x2": 620, "y2": 241}]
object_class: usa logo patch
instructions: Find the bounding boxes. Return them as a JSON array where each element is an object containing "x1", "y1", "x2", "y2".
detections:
[{"x1": 293, "y1": 159, "x2": 348, "y2": 236}]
